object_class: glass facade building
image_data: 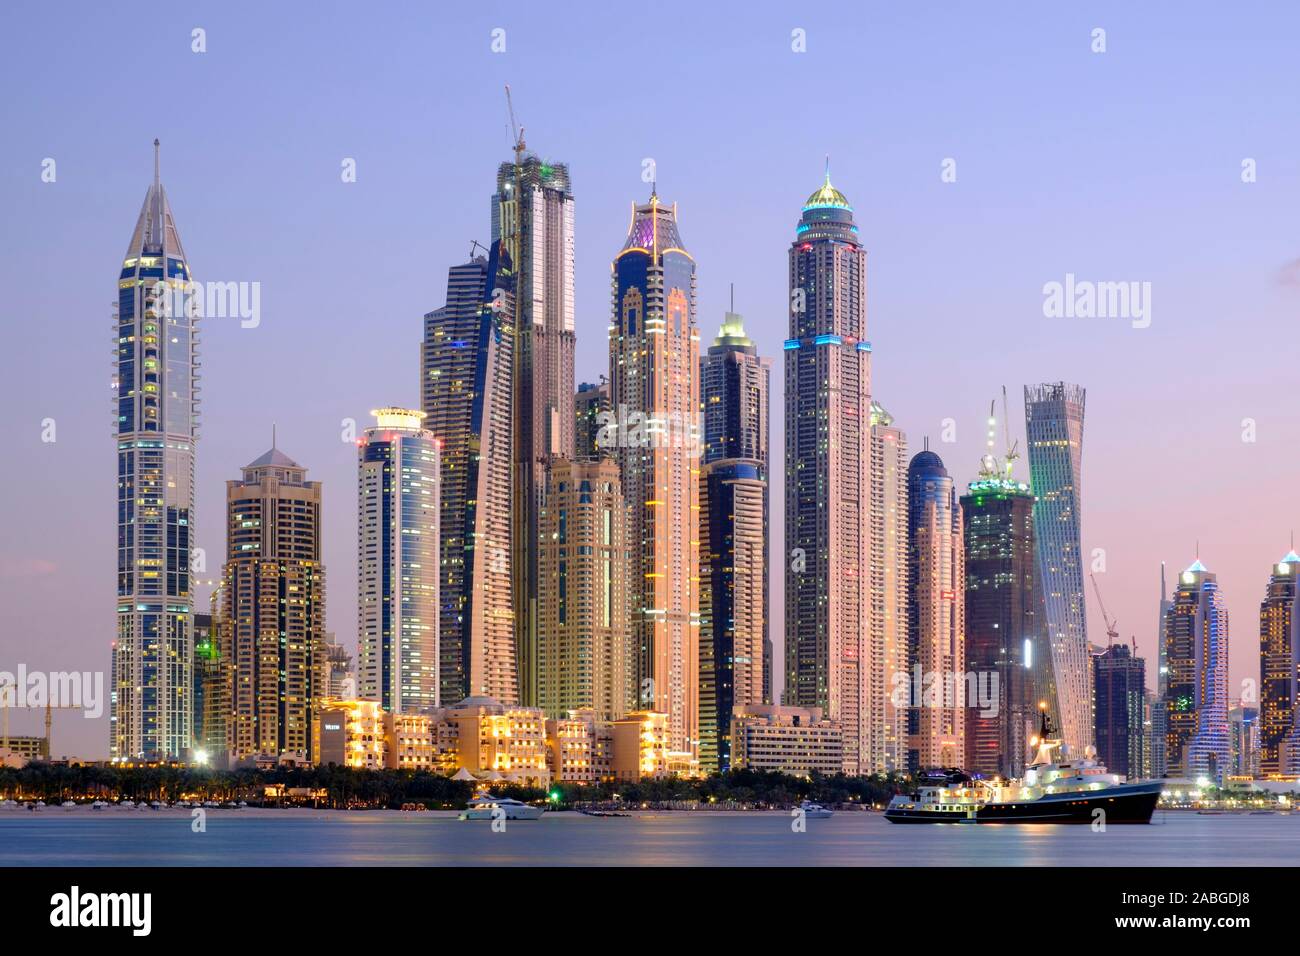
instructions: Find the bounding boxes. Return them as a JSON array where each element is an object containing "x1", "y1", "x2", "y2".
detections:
[
  {"x1": 357, "y1": 409, "x2": 440, "y2": 715},
  {"x1": 421, "y1": 248, "x2": 516, "y2": 705},
  {"x1": 493, "y1": 156, "x2": 576, "y2": 708},
  {"x1": 111, "y1": 142, "x2": 199, "y2": 761},
  {"x1": 1024, "y1": 382, "x2": 1090, "y2": 754},
  {"x1": 960, "y1": 476, "x2": 1036, "y2": 778}
]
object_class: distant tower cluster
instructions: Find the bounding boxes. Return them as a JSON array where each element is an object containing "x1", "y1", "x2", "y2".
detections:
[{"x1": 103, "y1": 135, "x2": 1192, "y2": 791}]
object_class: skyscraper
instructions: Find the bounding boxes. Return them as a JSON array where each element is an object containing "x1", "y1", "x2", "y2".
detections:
[
  {"x1": 537, "y1": 457, "x2": 631, "y2": 723},
  {"x1": 1151, "y1": 562, "x2": 1172, "y2": 777},
  {"x1": 906, "y1": 449, "x2": 965, "y2": 771},
  {"x1": 1024, "y1": 382, "x2": 1090, "y2": 754},
  {"x1": 575, "y1": 380, "x2": 611, "y2": 460},
  {"x1": 699, "y1": 310, "x2": 771, "y2": 772},
  {"x1": 960, "y1": 471, "x2": 1036, "y2": 778},
  {"x1": 701, "y1": 308, "x2": 770, "y2": 466},
  {"x1": 421, "y1": 249, "x2": 515, "y2": 705},
  {"x1": 494, "y1": 155, "x2": 576, "y2": 707},
  {"x1": 1259, "y1": 549, "x2": 1300, "y2": 777},
  {"x1": 1094, "y1": 643, "x2": 1147, "y2": 779},
  {"x1": 1162, "y1": 559, "x2": 1229, "y2": 783},
  {"x1": 869, "y1": 402, "x2": 909, "y2": 774},
  {"x1": 357, "y1": 408, "x2": 441, "y2": 714},
  {"x1": 783, "y1": 168, "x2": 872, "y2": 774},
  {"x1": 111, "y1": 141, "x2": 199, "y2": 761},
  {"x1": 608, "y1": 191, "x2": 700, "y2": 758},
  {"x1": 219, "y1": 441, "x2": 326, "y2": 762}
]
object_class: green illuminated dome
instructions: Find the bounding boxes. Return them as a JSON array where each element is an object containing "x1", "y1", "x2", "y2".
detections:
[{"x1": 803, "y1": 167, "x2": 852, "y2": 211}]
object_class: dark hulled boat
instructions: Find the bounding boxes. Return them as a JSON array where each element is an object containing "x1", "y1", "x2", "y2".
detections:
[{"x1": 885, "y1": 711, "x2": 1162, "y2": 824}]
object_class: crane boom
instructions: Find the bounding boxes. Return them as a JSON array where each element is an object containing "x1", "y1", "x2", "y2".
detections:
[{"x1": 1090, "y1": 572, "x2": 1120, "y2": 644}]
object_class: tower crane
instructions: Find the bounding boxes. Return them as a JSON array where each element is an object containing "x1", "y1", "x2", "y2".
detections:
[{"x1": 1090, "y1": 572, "x2": 1121, "y2": 647}]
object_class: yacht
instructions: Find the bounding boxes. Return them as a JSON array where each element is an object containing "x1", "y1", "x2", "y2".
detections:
[
  {"x1": 885, "y1": 711, "x2": 1162, "y2": 824},
  {"x1": 797, "y1": 800, "x2": 834, "y2": 819},
  {"x1": 459, "y1": 795, "x2": 545, "y2": 821}
]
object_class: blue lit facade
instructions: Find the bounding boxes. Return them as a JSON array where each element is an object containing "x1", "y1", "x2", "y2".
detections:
[
  {"x1": 1162, "y1": 560, "x2": 1229, "y2": 782},
  {"x1": 111, "y1": 142, "x2": 198, "y2": 761}
]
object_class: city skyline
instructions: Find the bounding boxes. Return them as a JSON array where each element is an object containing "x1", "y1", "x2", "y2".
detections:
[{"x1": 5, "y1": 4, "x2": 1300, "y2": 758}]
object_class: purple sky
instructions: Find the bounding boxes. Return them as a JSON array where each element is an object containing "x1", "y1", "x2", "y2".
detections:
[{"x1": 2, "y1": 2, "x2": 1297, "y2": 758}]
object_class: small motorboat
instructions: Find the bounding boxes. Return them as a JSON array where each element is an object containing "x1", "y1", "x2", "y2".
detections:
[
  {"x1": 61, "y1": 801, "x2": 77, "y2": 810},
  {"x1": 798, "y1": 800, "x2": 833, "y2": 819}
]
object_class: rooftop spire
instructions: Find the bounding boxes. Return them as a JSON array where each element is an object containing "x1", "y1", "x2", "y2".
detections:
[{"x1": 153, "y1": 138, "x2": 160, "y2": 189}]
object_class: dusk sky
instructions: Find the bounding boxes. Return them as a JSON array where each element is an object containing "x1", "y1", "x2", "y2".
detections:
[{"x1": 2, "y1": 1, "x2": 1297, "y2": 757}]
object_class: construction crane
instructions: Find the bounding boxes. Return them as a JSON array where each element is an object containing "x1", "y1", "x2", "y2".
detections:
[
  {"x1": 1090, "y1": 572, "x2": 1121, "y2": 647},
  {"x1": 504, "y1": 84, "x2": 525, "y2": 164},
  {"x1": 1, "y1": 681, "x2": 77, "y2": 760}
]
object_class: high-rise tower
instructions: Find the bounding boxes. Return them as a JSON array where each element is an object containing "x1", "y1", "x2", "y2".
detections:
[
  {"x1": 783, "y1": 166, "x2": 872, "y2": 774},
  {"x1": 869, "y1": 402, "x2": 908, "y2": 774},
  {"x1": 537, "y1": 457, "x2": 631, "y2": 723},
  {"x1": 111, "y1": 141, "x2": 199, "y2": 761},
  {"x1": 219, "y1": 441, "x2": 325, "y2": 762},
  {"x1": 1162, "y1": 559, "x2": 1229, "y2": 782},
  {"x1": 357, "y1": 408, "x2": 441, "y2": 714},
  {"x1": 906, "y1": 449, "x2": 965, "y2": 771},
  {"x1": 699, "y1": 309, "x2": 771, "y2": 771},
  {"x1": 1259, "y1": 549, "x2": 1300, "y2": 777},
  {"x1": 421, "y1": 249, "x2": 515, "y2": 705},
  {"x1": 1094, "y1": 643, "x2": 1147, "y2": 779},
  {"x1": 1024, "y1": 382, "x2": 1090, "y2": 754},
  {"x1": 961, "y1": 470, "x2": 1036, "y2": 778},
  {"x1": 608, "y1": 191, "x2": 700, "y2": 758},
  {"x1": 494, "y1": 155, "x2": 576, "y2": 707}
]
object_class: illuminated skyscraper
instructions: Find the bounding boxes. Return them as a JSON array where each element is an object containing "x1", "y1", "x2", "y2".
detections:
[
  {"x1": 699, "y1": 309, "x2": 771, "y2": 771},
  {"x1": 783, "y1": 167, "x2": 872, "y2": 774},
  {"x1": 869, "y1": 402, "x2": 908, "y2": 773},
  {"x1": 906, "y1": 449, "x2": 965, "y2": 771},
  {"x1": 1162, "y1": 559, "x2": 1229, "y2": 783},
  {"x1": 357, "y1": 408, "x2": 441, "y2": 714},
  {"x1": 1259, "y1": 550, "x2": 1300, "y2": 777},
  {"x1": 1151, "y1": 562, "x2": 1172, "y2": 777},
  {"x1": 494, "y1": 155, "x2": 576, "y2": 707},
  {"x1": 1024, "y1": 382, "x2": 1090, "y2": 754},
  {"x1": 111, "y1": 141, "x2": 199, "y2": 761},
  {"x1": 219, "y1": 441, "x2": 326, "y2": 762},
  {"x1": 608, "y1": 191, "x2": 700, "y2": 757},
  {"x1": 960, "y1": 471, "x2": 1036, "y2": 778},
  {"x1": 1094, "y1": 643, "x2": 1147, "y2": 779},
  {"x1": 537, "y1": 457, "x2": 631, "y2": 723},
  {"x1": 421, "y1": 248, "x2": 515, "y2": 705},
  {"x1": 575, "y1": 380, "x2": 611, "y2": 459}
]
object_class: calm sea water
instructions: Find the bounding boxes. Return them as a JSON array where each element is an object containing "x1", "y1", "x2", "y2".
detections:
[{"x1": 2, "y1": 809, "x2": 1297, "y2": 866}]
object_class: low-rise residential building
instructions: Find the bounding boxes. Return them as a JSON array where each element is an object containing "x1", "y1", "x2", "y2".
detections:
[{"x1": 730, "y1": 705, "x2": 844, "y2": 775}]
